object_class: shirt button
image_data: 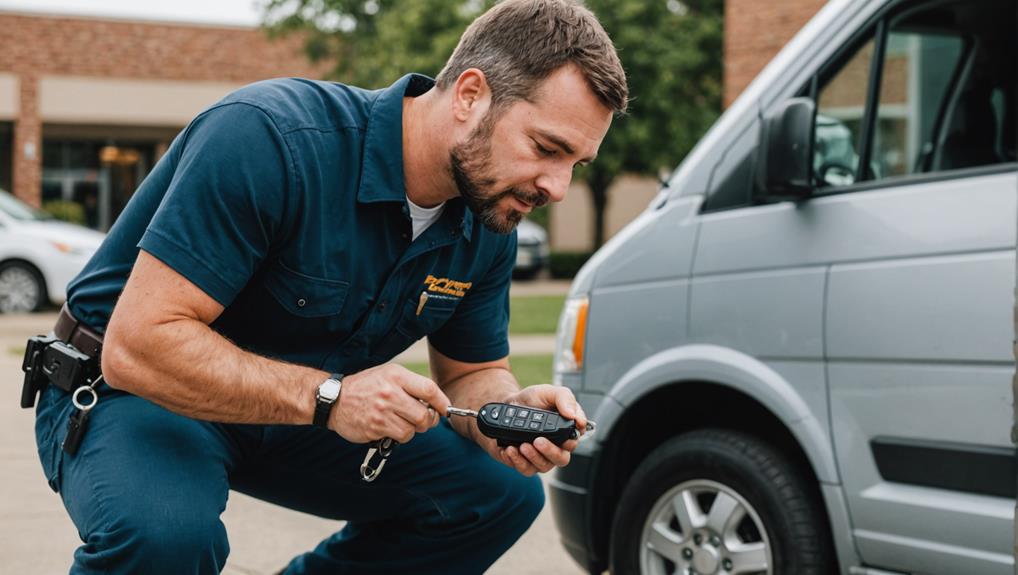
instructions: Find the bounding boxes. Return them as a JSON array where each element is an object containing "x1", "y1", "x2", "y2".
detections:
[
  {"x1": 402, "y1": 232, "x2": 409, "y2": 240},
  {"x1": 378, "y1": 301, "x2": 388, "y2": 311},
  {"x1": 297, "y1": 298, "x2": 307, "y2": 308}
]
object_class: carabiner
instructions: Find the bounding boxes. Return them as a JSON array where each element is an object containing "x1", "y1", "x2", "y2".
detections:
[{"x1": 360, "y1": 437, "x2": 398, "y2": 482}]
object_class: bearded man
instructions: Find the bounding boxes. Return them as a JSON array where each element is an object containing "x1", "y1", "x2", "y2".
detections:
[{"x1": 32, "y1": 1, "x2": 627, "y2": 572}]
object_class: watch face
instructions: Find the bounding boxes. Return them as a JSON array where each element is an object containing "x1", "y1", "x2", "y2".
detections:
[{"x1": 318, "y1": 379, "x2": 341, "y2": 402}]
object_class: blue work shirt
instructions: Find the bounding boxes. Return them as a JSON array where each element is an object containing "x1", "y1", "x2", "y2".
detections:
[{"x1": 67, "y1": 73, "x2": 516, "y2": 374}]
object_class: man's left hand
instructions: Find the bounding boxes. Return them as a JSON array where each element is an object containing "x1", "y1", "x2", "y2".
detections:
[{"x1": 485, "y1": 384, "x2": 589, "y2": 476}]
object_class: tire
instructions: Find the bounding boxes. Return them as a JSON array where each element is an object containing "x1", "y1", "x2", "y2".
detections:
[
  {"x1": 610, "y1": 429, "x2": 834, "y2": 575},
  {"x1": 0, "y1": 261, "x2": 46, "y2": 313}
]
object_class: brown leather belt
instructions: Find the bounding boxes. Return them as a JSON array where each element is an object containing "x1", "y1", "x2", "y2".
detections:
[{"x1": 53, "y1": 304, "x2": 104, "y2": 360}]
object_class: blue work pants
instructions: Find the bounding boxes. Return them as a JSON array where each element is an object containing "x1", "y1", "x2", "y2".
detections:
[{"x1": 34, "y1": 383, "x2": 544, "y2": 574}]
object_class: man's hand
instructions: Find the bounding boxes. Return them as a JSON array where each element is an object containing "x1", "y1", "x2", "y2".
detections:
[
  {"x1": 486, "y1": 384, "x2": 589, "y2": 476},
  {"x1": 329, "y1": 364, "x2": 451, "y2": 444}
]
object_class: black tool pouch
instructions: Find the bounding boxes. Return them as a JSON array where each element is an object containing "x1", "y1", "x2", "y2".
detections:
[{"x1": 21, "y1": 336, "x2": 97, "y2": 408}]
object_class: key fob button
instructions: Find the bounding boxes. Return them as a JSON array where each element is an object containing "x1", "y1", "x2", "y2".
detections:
[
  {"x1": 502, "y1": 417, "x2": 512, "y2": 426},
  {"x1": 491, "y1": 408, "x2": 500, "y2": 419},
  {"x1": 505, "y1": 407, "x2": 516, "y2": 417},
  {"x1": 517, "y1": 409, "x2": 530, "y2": 418},
  {"x1": 512, "y1": 419, "x2": 526, "y2": 428},
  {"x1": 532, "y1": 412, "x2": 545, "y2": 422},
  {"x1": 528, "y1": 421, "x2": 540, "y2": 430}
]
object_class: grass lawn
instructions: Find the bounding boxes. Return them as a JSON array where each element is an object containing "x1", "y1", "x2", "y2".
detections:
[
  {"x1": 402, "y1": 354, "x2": 554, "y2": 388},
  {"x1": 508, "y1": 295, "x2": 565, "y2": 335}
]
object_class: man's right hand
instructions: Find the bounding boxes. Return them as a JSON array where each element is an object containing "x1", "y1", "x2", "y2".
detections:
[{"x1": 329, "y1": 364, "x2": 450, "y2": 444}]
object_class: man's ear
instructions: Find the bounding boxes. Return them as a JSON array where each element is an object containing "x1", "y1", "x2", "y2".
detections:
[{"x1": 451, "y1": 68, "x2": 492, "y2": 123}]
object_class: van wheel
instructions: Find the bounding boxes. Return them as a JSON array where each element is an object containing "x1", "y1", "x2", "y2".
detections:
[
  {"x1": 610, "y1": 429, "x2": 833, "y2": 575},
  {"x1": 0, "y1": 261, "x2": 46, "y2": 313}
]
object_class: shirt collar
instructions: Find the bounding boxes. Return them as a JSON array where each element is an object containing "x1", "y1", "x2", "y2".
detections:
[
  {"x1": 357, "y1": 73, "x2": 434, "y2": 205},
  {"x1": 356, "y1": 72, "x2": 474, "y2": 241}
]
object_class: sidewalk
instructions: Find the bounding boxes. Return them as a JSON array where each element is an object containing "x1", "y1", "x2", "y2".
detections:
[{"x1": 0, "y1": 308, "x2": 578, "y2": 575}]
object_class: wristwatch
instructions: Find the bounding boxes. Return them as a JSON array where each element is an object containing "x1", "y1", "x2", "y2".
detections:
[{"x1": 313, "y1": 373, "x2": 344, "y2": 429}]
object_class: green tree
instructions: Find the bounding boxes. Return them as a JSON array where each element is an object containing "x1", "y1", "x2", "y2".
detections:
[
  {"x1": 262, "y1": 0, "x2": 722, "y2": 248},
  {"x1": 582, "y1": 0, "x2": 722, "y2": 246}
]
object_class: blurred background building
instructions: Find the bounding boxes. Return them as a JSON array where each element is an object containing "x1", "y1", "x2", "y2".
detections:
[
  {"x1": 0, "y1": 8, "x2": 321, "y2": 231},
  {"x1": 1, "y1": 0, "x2": 827, "y2": 250}
]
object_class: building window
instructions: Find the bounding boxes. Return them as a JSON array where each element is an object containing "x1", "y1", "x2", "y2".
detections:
[{"x1": 42, "y1": 139, "x2": 154, "y2": 230}]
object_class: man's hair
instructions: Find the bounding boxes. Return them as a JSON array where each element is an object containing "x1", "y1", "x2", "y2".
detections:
[{"x1": 435, "y1": 0, "x2": 628, "y2": 115}]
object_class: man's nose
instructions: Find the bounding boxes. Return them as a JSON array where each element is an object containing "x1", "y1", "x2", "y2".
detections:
[{"x1": 535, "y1": 165, "x2": 572, "y2": 204}]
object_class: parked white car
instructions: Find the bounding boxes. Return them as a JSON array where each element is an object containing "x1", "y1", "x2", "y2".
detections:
[
  {"x1": 0, "y1": 190, "x2": 105, "y2": 313},
  {"x1": 514, "y1": 218, "x2": 549, "y2": 280}
]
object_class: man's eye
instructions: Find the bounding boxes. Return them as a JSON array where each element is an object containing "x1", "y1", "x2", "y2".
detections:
[{"x1": 536, "y1": 143, "x2": 556, "y2": 157}]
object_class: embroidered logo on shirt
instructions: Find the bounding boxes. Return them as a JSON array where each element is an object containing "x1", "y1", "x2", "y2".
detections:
[{"x1": 424, "y1": 275, "x2": 473, "y2": 298}]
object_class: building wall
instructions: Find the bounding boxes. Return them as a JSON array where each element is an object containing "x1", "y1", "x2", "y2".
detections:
[
  {"x1": 723, "y1": 0, "x2": 825, "y2": 108},
  {"x1": 0, "y1": 11, "x2": 326, "y2": 206},
  {"x1": 550, "y1": 175, "x2": 661, "y2": 252}
]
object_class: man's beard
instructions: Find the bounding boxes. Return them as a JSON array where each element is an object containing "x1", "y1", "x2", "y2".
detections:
[{"x1": 449, "y1": 112, "x2": 548, "y2": 234}]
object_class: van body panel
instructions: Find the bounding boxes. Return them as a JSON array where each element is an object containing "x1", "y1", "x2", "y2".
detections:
[
  {"x1": 694, "y1": 177, "x2": 1013, "y2": 276},
  {"x1": 823, "y1": 170, "x2": 1016, "y2": 571},
  {"x1": 854, "y1": 525, "x2": 1013, "y2": 575},
  {"x1": 828, "y1": 251, "x2": 1014, "y2": 362},
  {"x1": 689, "y1": 267, "x2": 826, "y2": 358},
  {"x1": 821, "y1": 482, "x2": 866, "y2": 575},
  {"x1": 600, "y1": 344, "x2": 839, "y2": 483},
  {"x1": 591, "y1": 197, "x2": 699, "y2": 289},
  {"x1": 584, "y1": 280, "x2": 690, "y2": 393},
  {"x1": 578, "y1": 197, "x2": 701, "y2": 394}
]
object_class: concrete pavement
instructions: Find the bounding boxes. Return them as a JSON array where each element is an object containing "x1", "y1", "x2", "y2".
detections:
[{"x1": 0, "y1": 295, "x2": 584, "y2": 575}]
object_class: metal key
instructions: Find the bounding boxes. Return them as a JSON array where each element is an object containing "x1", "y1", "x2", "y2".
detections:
[
  {"x1": 62, "y1": 384, "x2": 98, "y2": 456},
  {"x1": 446, "y1": 406, "x2": 478, "y2": 418}
]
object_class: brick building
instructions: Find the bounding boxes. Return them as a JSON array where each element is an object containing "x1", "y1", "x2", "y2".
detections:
[
  {"x1": 0, "y1": 10, "x2": 324, "y2": 229},
  {"x1": 723, "y1": 0, "x2": 826, "y2": 107}
]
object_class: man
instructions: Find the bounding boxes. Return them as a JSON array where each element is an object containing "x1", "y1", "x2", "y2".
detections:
[{"x1": 32, "y1": 0, "x2": 627, "y2": 573}]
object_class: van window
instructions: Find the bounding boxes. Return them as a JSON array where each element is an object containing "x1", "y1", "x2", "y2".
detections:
[
  {"x1": 924, "y1": 3, "x2": 1016, "y2": 171},
  {"x1": 815, "y1": 0, "x2": 1015, "y2": 190},
  {"x1": 814, "y1": 38, "x2": 877, "y2": 188},
  {"x1": 872, "y1": 12, "x2": 963, "y2": 178}
]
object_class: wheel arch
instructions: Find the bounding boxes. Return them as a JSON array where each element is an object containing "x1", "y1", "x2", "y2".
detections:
[{"x1": 584, "y1": 344, "x2": 843, "y2": 571}]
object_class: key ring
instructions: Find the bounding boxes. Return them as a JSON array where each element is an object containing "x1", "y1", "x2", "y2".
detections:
[
  {"x1": 72, "y1": 385, "x2": 98, "y2": 412},
  {"x1": 71, "y1": 374, "x2": 104, "y2": 412}
]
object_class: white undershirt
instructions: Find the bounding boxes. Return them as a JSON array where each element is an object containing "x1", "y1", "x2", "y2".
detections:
[{"x1": 406, "y1": 195, "x2": 446, "y2": 241}]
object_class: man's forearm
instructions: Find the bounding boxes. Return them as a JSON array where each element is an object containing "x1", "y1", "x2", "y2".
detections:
[
  {"x1": 440, "y1": 367, "x2": 520, "y2": 443},
  {"x1": 103, "y1": 315, "x2": 324, "y2": 425}
]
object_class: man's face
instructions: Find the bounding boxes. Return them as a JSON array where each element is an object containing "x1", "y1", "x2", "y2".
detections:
[{"x1": 450, "y1": 64, "x2": 613, "y2": 234}]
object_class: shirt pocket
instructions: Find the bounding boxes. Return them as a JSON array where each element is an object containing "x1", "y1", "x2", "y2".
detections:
[
  {"x1": 263, "y1": 260, "x2": 351, "y2": 318},
  {"x1": 370, "y1": 293, "x2": 460, "y2": 362}
]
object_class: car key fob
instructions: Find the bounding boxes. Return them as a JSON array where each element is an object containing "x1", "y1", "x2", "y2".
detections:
[{"x1": 475, "y1": 402, "x2": 584, "y2": 448}]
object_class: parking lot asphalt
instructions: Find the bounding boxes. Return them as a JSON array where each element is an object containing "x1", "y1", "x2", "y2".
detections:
[{"x1": 0, "y1": 308, "x2": 584, "y2": 574}]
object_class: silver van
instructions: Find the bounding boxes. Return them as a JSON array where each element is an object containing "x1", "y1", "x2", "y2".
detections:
[{"x1": 549, "y1": 0, "x2": 1016, "y2": 573}]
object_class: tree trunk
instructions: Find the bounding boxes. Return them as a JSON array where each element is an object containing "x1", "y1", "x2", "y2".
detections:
[{"x1": 588, "y1": 168, "x2": 614, "y2": 250}]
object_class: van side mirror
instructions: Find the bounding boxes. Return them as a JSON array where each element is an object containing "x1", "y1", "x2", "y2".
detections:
[{"x1": 754, "y1": 97, "x2": 816, "y2": 202}]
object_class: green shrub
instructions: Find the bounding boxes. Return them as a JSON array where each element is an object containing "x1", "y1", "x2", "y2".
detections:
[
  {"x1": 549, "y1": 251, "x2": 593, "y2": 279},
  {"x1": 42, "y1": 200, "x2": 86, "y2": 225}
]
